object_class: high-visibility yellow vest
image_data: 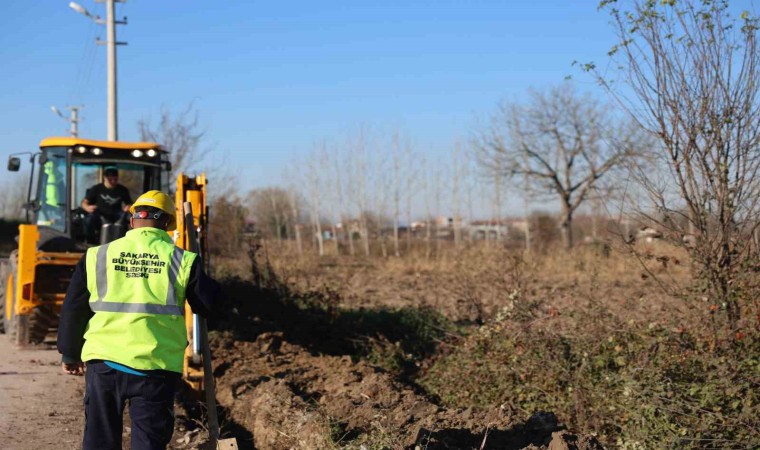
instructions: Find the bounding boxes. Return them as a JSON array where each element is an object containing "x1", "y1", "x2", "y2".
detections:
[
  {"x1": 43, "y1": 161, "x2": 61, "y2": 207},
  {"x1": 81, "y1": 228, "x2": 197, "y2": 373}
]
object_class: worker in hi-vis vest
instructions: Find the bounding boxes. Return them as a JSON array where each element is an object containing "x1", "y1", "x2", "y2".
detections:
[{"x1": 57, "y1": 190, "x2": 222, "y2": 450}]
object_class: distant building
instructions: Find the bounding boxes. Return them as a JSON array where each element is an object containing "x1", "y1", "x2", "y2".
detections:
[
  {"x1": 637, "y1": 226, "x2": 663, "y2": 243},
  {"x1": 468, "y1": 219, "x2": 509, "y2": 240}
]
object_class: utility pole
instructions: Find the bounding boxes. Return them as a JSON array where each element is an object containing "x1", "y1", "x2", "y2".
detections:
[
  {"x1": 69, "y1": 1, "x2": 127, "y2": 141},
  {"x1": 70, "y1": 106, "x2": 80, "y2": 137},
  {"x1": 51, "y1": 105, "x2": 82, "y2": 137},
  {"x1": 101, "y1": 0, "x2": 127, "y2": 141}
]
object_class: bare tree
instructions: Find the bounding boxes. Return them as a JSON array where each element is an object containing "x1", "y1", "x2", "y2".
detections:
[
  {"x1": 373, "y1": 139, "x2": 393, "y2": 258},
  {"x1": 305, "y1": 146, "x2": 326, "y2": 256},
  {"x1": 594, "y1": 0, "x2": 760, "y2": 327},
  {"x1": 391, "y1": 133, "x2": 405, "y2": 257},
  {"x1": 475, "y1": 84, "x2": 646, "y2": 250},
  {"x1": 345, "y1": 129, "x2": 372, "y2": 257},
  {"x1": 420, "y1": 156, "x2": 434, "y2": 258},
  {"x1": 281, "y1": 162, "x2": 305, "y2": 254},
  {"x1": 332, "y1": 143, "x2": 354, "y2": 256},
  {"x1": 247, "y1": 187, "x2": 296, "y2": 241},
  {"x1": 482, "y1": 150, "x2": 507, "y2": 246},
  {"x1": 403, "y1": 143, "x2": 419, "y2": 253},
  {"x1": 319, "y1": 145, "x2": 340, "y2": 255},
  {"x1": 451, "y1": 142, "x2": 465, "y2": 247},
  {"x1": 464, "y1": 153, "x2": 476, "y2": 243},
  {"x1": 432, "y1": 159, "x2": 448, "y2": 254},
  {"x1": 138, "y1": 102, "x2": 206, "y2": 178},
  {"x1": 0, "y1": 176, "x2": 29, "y2": 220},
  {"x1": 208, "y1": 193, "x2": 248, "y2": 257},
  {"x1": 522, "y1": 172, "x2": 532, "y2": 251},
  {"x1": 288, "y1": 188, "x2": 304, "y2": 254}
]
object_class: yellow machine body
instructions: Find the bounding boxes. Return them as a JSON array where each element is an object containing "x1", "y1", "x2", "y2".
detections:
[
  {"x1": 39, "y1": 136, "x2": 163, "y2": 151},
  {"x1": 3, "y1": 136, "x2": 209, "y2": 396},
  {"x1": 13, "y1": 225, "x2": 82, "y2": 314},
  {"x1": 2, "y1": 137, "x2": 169, "y2": 345},
  {"x1": 174, "y1": 173, "x2": 209, "y2": 392}
]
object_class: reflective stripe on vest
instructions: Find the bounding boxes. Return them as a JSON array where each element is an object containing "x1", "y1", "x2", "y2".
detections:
[{"x1": 91, "y1": 243, "x2": 185, "y2": 316}]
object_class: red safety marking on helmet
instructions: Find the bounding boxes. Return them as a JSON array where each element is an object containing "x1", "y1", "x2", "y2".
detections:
[{"x1": 136, "y1": 210, "x2": 149, "y2": 219}]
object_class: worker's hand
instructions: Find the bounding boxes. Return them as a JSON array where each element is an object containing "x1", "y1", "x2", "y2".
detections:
[
  {"x1": 83, "y1": 204, "x2": 97, "y2": 214},
  {"x1": 62, "y1": 361, "x2": 85, "y2": 376},
  {"x1": 122, "y1": 203, "x2": 131, "y2": 212}
]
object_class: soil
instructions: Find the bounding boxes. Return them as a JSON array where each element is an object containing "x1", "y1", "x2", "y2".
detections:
[
  {"x1": 209, "y1": 330, "x2": 604, "y2": 450},
  {"x1": 0, "y1": 338, "x2": 84, "y2": 450},
  {"x1": 199, "y1": 266, "x2": 609, "y2": 450},
  {"x1": 0, "y1": 337, "x2": 209, "y2": 450},
  {"x1": 1, "y1": 248, "x2": 628, "y2": 450},
  {"x1": 0, "y1": 325, "x2": 604, "y2": 450}
]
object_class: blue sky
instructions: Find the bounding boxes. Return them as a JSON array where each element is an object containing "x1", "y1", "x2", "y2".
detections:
[{"x1": 0, "y1": 0, "x2": 617, "y2": 212}]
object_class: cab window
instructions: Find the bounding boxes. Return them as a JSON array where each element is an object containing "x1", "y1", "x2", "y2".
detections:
[{"x1": 36, "y1": 147, "x2": 68, "y2": 231}]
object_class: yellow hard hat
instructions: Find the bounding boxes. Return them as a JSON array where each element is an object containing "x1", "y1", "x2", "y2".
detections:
[{"x1": 129, "y1": 190, "x2": 177, "y2": 231}]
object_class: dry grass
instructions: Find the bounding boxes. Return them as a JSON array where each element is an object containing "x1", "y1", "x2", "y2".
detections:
[{"x1": 223, "y1": 239, "x2": 699, "y2": 327}]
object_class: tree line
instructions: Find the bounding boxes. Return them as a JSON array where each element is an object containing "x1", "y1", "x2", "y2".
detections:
[{"x1": 209, "y1": 0, "x2": 760, "y2": 332}]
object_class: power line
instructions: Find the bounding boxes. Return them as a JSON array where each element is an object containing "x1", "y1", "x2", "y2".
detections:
[
  {"x1": 68, "y1": 19, "x2": 100, "y2": 107},
  {"x1": 70, "y1": 0, "x2": 127, "y2": 140}
]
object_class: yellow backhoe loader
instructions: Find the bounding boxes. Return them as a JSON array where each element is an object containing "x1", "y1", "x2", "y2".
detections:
[{"x1": 0, "y1": 136, "x2": 210, "y2": 392}]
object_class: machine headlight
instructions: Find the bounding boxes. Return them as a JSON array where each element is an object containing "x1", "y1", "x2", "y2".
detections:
[
  {"x1": 76, "y1": 146, "x2": 87, "y2": 153},
  {"x1": 91, "y1": 147, "x2": 102, "y2": 155},
  {"x1": 146, "y1": 149, "x2": 157, "y2": 157},
  {"x1": 131, "y1": 150, "x2": 144, "y2": 158}
]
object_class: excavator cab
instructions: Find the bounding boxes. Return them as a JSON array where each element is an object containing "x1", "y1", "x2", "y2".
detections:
[
  {"x1": 2, "y1": 137, "x2": 171, "y2": 345},
  {"x1": 10, "y1": 137, "x2": 172, "y2": 250}
]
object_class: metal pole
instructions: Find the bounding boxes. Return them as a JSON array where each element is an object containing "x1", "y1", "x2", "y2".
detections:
[
  {"x1": 193, "y1": 315, "x2": 201, "y2": 357},
  {"x1": 182, "y1": 202, "x2": 221, "y2": 443},
  {"x1": 106, "y1": 0, "x2": 117, "y2": 141}
]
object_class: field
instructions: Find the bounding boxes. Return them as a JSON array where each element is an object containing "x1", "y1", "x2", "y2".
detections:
[{"x1": 183, "y1": 240, "x2": 759, "y2": 450}]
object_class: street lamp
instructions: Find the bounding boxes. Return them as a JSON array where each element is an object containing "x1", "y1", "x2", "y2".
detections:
[
  {"x1": 69, "y1": 1, "x2": 126, "y2": 141},
  {"x1": 68, "y1": 2, "x2": 97, "y2": 19}
]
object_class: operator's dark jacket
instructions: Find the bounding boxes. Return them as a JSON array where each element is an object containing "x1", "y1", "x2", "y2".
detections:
[{"x1": 58, "y1": 252, "x2": 222, "y2": 364}]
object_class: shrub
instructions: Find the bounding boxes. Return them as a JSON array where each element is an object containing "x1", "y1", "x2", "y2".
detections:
[{"x1": 418, "y1": 316, "x2": 759, "y2": 448}]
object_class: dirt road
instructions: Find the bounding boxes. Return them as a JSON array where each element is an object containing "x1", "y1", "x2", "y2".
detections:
[{"x1": 0, "y1": 337, "x2": 84, "y2": 450}]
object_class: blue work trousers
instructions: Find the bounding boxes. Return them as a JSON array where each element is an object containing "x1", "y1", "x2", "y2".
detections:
[{"x1": 83, "y1": 361, "x2": 180, "y2": 450}]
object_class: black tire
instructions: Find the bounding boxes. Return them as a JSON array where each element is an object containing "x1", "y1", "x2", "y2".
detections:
[
  {"x1": 0, "y1": 262, "x2": 7, "y2": 334},
  {"x1": 3, "y1": 252, "x2": 17, "y2": 338},
  {"x1": 15, "y1": 314, "x2": 28, "y2": 347},
  {"x1": 27, "y1": 305, "x2": 55, "y2": 344}
]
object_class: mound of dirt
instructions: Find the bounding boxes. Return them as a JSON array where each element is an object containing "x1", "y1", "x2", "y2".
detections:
[
  {"x1": 211, "y1": 331, "x2": 604, "y2": 450},
  {"x1": 547, "y1": 431, "x2": 605, "y2": 450}
]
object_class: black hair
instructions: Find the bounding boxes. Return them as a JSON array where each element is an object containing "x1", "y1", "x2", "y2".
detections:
[{"x1": 104, "y1": 167, "x2": 118, "y2": 177}]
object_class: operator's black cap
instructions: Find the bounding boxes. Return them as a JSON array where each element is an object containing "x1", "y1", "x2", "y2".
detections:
[{"x1": 104, "y1": 167, "x2": 118, "y2": 177}]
